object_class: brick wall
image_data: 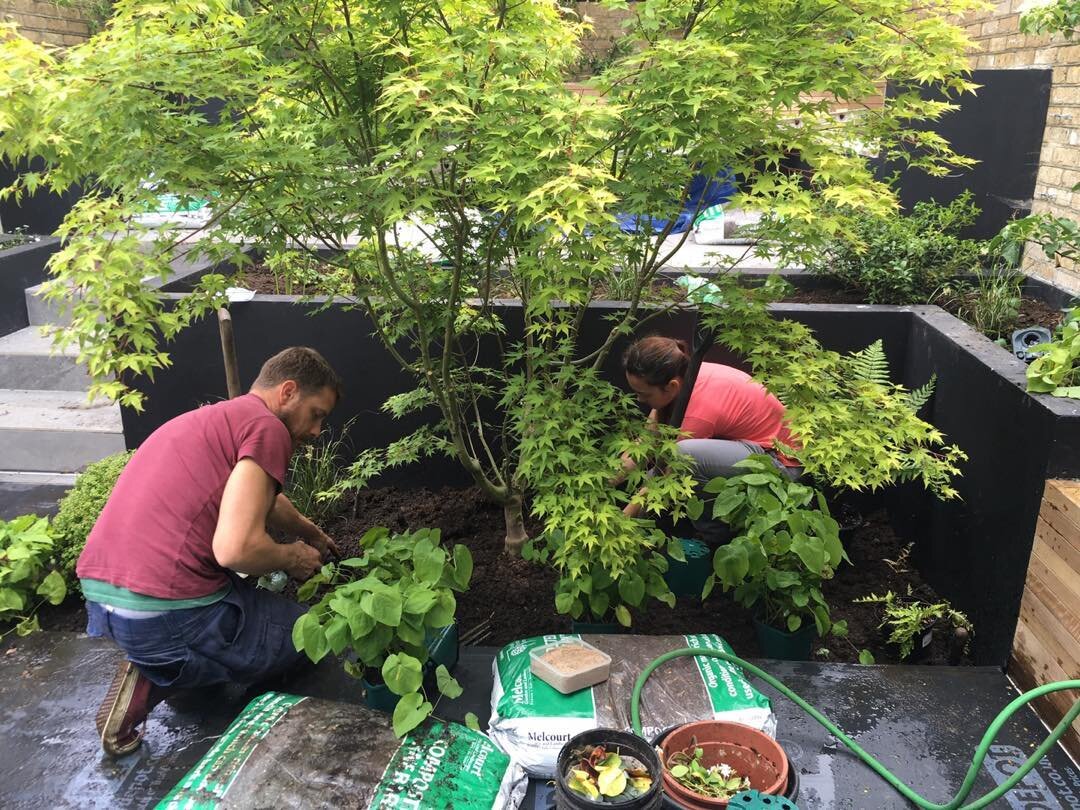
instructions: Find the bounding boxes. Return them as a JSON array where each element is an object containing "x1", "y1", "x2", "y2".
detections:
[
  {"x1": 574, "y1": 1, "x2": 635, "y2": 61},
  {"x1": 963, "y1": 0, "x2": 1080, "y2": 292},
  {"x1": 1, "y1": 1, "x2": 91, "y2": 47}
]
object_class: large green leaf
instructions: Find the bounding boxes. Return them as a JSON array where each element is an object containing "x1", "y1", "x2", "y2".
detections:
[
  {"x1": 382, "y1": 653, "x2": 424, "y2": 696},
  {"x1": 403, "y1": 587, "x2": 438, "y2": 615},
  {"x1": 392, "y1": 692, "x2": 433, "y2": 738},
  {"x1": 712, "y1": 544, "x2": 750, "y2": 587},
  {"x1": 0, "y1": 586, "x2": 25, "y2": 613},
  {"x1": 324, "y1": 616, "x2": 351, "y2": 655},
  {"x1": 361, "y1": 589, "x2": 403, "y2": 627},
  {"x1": 35, "y1": 570, "x2": 66, "y2": 605},
  {"x1": 436, "y1": 664, "x2": 463, "y2": 698},
  {"x1": 791, "y1": 535, "x2": 827, "y2": 574},
  {"x1": 424, "y1": 590, "x2": 456, "y2": 628},
  {"x1": 452, "y1": 545, "x2": 473, "y2": 589},
  {"x1": 617, "y1": 572, "x2": 645, "y2": 607},
  {"x1": 414, "y1": 546, "x2": 446, "y2": 584}
]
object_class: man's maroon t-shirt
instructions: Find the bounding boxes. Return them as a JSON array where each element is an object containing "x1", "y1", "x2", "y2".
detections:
[{"x1": 77, "y1": 394, "x2": 293, "y2": 599}]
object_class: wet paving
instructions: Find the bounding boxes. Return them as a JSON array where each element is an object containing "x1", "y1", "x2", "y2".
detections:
[{"x1": 1, "y1": 632, "x2": 1077, "y2": 809}]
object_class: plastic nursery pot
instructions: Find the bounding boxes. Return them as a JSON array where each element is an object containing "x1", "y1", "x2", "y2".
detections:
[
  {"x1": 663, "y1": 538, "x2": 712, "y2": 598},
  {"x1": 362, "y1": 621, "x2": 460, "y2": 713},
  {"x1": 650, "y1": 728, "x2": 798, "y2": 808},
  {"x1": 659, "y1": 721, "x2": 788, "y2": 810},
  {"x1": 752, "y1": 617, "x2": 816, "y2": 661},
  {"x1": 887, "y1": 621, "x2": 935, "y2": 664},
  {"x1": 555, "y1": 728, "x2": 664, "y2": 810}
]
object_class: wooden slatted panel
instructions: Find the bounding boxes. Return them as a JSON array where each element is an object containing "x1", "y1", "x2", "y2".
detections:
[{"x1": 1008, "y1": 480, "x2": 1080, "y2": 761}]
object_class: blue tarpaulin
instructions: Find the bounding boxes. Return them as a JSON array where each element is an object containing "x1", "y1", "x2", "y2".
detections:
[{"x1": 616, "y1": 171, "x2": 736, "y2": 235}]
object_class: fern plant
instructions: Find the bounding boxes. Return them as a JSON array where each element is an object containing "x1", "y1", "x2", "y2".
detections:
[
  {"x1": 698, "y1": 275, "x2": 965, "y2": 497},
  {"x1": 855, "y1": 586, "x2": 973, "y2": 659}
]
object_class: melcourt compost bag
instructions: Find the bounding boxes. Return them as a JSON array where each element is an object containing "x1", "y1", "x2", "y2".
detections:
[
  {"x1": 157, "y1": 692, "x2": 527, "y2": 809},
  {"x1": 488, "y1": 634, "x2": 776, "y2": 777}
]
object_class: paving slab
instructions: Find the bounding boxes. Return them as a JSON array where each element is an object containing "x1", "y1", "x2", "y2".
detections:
[
  {"x1": 1, "y1": 632, "x2": 1077, "y2": 809},
  {"x1": 0, "y1": 480, "x2": 69, "y2": 519}
]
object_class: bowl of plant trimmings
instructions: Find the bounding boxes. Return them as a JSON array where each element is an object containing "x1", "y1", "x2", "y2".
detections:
[{"x1": 555, "y1": 729, "x2": 663, "y2": 809}]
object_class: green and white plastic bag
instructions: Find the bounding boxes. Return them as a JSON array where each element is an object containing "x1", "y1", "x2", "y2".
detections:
[
  {"x1": 488, "y1": 634, "x2": 775, "y2": 778},
  {"x1": 157, "y1": 692, "x2": 527, "y2": 809}
]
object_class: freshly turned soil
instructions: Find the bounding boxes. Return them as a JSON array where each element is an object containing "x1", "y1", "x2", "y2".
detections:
[
  {"x1": 318, "y1": 485, "x2": 968, "y2": 666},
  {"x1": 25, "y1": 484, "x2": 967, "y2": 665}
]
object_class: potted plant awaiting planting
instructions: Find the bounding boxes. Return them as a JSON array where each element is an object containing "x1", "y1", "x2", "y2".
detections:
[
  {"x1": 555, "y1": 729, "x2": 663, "y2": 810},
  {"x1": 693, "y1": 455, "x2": 849, "y2": 660},
  {"x1": 292, "y1": 526, "x2": 472, "y2": 736},
  {"x1": 855, "y1": 587, "x2": 974, "y2": 664},
  {"x1": 659, "y1": 720, "x2": 788, "y2": 809}
]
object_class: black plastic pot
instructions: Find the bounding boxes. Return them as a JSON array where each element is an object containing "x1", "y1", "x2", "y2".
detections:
[
  {"x1": 555, "y1": 729, "x2": 663, "y2": 810},
  {"x1": 650, "y1": 726, "x2": 799, "y2": 808},
  {"x1": 887, "y1": 621, "x2": 936, "y2": 664}
]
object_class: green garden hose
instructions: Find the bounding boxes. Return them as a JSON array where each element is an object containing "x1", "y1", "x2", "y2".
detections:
[{"x1": 630, "y1": 648, "x2": 1080, "y2": 810}]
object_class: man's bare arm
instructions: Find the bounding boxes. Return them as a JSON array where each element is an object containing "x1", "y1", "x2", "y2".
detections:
[{"x1": 268, "y1": 493, "x2": 340, "y2": 557}]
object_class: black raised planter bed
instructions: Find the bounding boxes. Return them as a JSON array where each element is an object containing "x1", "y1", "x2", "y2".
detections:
[
  {"x1": 0, "y1": 235, "x2": 60, "y2": 337},
  {"x1": 118, "y1": 288, "x2": 1080, "y2": 668}
]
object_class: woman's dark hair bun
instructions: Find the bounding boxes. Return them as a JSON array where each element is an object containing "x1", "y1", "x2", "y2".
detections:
[{"x1": 622, "y1": 335, "x2": 691, "y2": 386}]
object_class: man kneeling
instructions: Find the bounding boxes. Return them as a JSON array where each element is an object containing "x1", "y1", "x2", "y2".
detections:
[{"x1": 77, "y1": 347, "x2": 341, "y2": 756}]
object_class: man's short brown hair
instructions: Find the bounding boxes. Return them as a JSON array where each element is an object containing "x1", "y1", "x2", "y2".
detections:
[{"x1": 252, "y1": 347, "x2": 342, "y2": 399}]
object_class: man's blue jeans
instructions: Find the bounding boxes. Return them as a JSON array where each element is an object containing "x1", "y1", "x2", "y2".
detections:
[{"x1": 86, "y1": 576, "x2": 308, "y2": 689}]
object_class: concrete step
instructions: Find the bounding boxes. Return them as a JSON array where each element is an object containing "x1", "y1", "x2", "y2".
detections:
[
  {"x1": 0, "y1": 326, "x2": 91, "y2": 391},
  {"x1": 0, "y1": 389, "x2": 125, "y2": 473}
]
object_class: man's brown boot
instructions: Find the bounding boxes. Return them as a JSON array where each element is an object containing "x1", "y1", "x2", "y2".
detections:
[{"x1": 95, "y1": 660, "x2": 171, "y2": 757}]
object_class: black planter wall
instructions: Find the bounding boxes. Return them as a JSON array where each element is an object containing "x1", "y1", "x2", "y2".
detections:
[
  {"x1": 0, "y1": 237, "x2": 61, "y2": 337},
  {"x1": 120, "y1": 295, "x2": 1080, "y2": 667}
]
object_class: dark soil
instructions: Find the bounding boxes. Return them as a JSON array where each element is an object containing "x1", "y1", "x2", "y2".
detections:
[
  {"x1": 22, "y1": 485, "x2": 968, "y2": 666},
  {"x1": 780, "y1": 285, "x2": 1064, "y2": 337}
]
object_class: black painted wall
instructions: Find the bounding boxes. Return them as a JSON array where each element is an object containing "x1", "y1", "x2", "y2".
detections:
[
  {"x1": 0, "y1": 158, "x2": 82, "y2": 236},
  {"x1": 877, "y1": 70, "x2": 1052, "y2": 240},
  {"x1": 120, "y1": 297, "x2": 1080, "y2": 666},
  {"x1": 0, "y1": 237, "x2": 60, "y2": 337}
]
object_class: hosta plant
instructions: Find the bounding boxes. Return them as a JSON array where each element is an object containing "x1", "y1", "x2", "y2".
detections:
[
  {"x1": 292, "y1": 527, "x2": 471, "y2": 736},
  {"x1": 0, "y1": 515, "x2": 67, "y2": 637},
  {"x1": 696, "y1": 456, "x2": 848, "y2": 638}
]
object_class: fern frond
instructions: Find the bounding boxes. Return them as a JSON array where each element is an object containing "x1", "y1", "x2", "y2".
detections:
[
  {"x1": 906, "y1": 374, "x2": 936, "y2": 413},
  {"x1": 849, "y1": 340, "x2": 890, "y2": 385}
]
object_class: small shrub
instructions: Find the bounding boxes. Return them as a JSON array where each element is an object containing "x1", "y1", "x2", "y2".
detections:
[
  {"x1": 810, "y1": 194, "x2": 984, "y2": 305},
  {"x1": 932, "y1": 268, "x2": 1023, "y2": 340},
  {"x1": 52, "y1": 451, "x2": 133, "y2": 585},
  {"x1": 0, "y1": 515, "x2": 67, "y2": 637}
]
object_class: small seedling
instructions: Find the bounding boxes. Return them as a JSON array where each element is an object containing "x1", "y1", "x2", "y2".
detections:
[{"x1": 665, "y1": 742, "x2": 750, "y2": 800}]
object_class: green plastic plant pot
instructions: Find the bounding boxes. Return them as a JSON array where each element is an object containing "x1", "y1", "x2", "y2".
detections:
[
  {"x1": 663, "y1": 538, "x2": 712, "y2": 597},
  {"x1": 362, "y1": 622, "x2": 460, "y2": 713},
  {"x1": 752, "y1": 617, "x2": 816, "y2": 661},
  {"x1": 428, "y1": 622, "x2": 460, "y2": 671},
  {"x1": 362, "y1": 678, "x2": 401, "y2": 713}
]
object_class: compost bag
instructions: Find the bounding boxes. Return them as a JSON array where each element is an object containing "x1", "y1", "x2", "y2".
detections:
[
  {"x1": 157, "y1": 692, "x2": 527, "y2": 810},
  {"x1": 488, "y1": 634, "x2": 775, "y2": 777}
]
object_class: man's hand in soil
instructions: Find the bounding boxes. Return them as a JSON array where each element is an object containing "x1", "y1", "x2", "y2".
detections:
[
  {"x1": 302, "y1": 527, "x2": 340, "y2": 560},
  {"x1": 268, "y1": 493, "x2": 339, "y2": 559},
  {"x1": 285, "y1": 541, "x2": 323, "y2": 581}
]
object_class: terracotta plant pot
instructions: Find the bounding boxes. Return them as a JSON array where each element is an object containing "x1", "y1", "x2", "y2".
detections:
[{"x1": 659, "y1": 721, "x2": 788, "y2": 809}]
